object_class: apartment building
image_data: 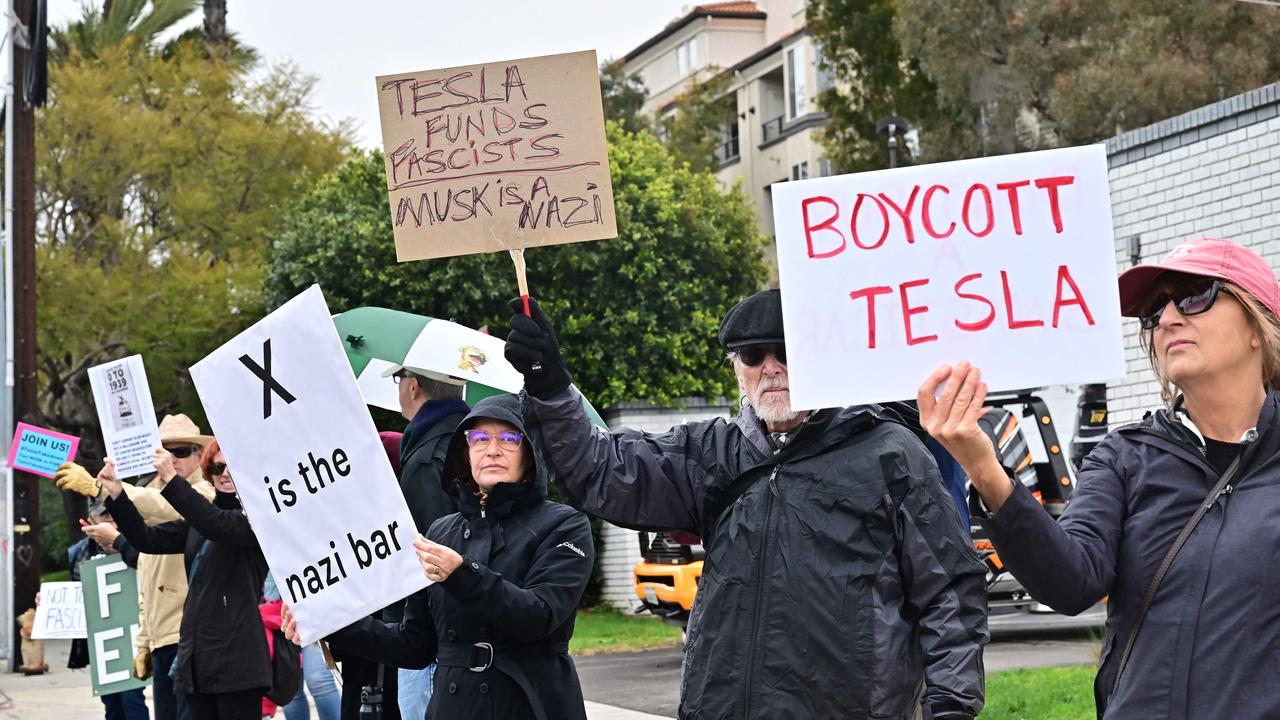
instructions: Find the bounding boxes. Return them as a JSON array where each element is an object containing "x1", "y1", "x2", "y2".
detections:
[{"x1": 620, "y1": 1, "x2": 832, "y2": 242}]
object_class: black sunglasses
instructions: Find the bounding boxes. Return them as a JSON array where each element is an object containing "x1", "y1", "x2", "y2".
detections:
[
  {"x1": 1140, "y1": 280, "x2": 1228, "y2": 330},
  {"x1": 736, "y1": 343, "x2": 786, "y2": 367},
  {"x1": 166, "y1": 445, "x2": 198, "y2": 459},
  {"x1": 207, "y1": 462, "x2": 229, "y2": 478}
]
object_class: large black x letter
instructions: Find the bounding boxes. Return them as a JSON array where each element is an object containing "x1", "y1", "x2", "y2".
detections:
[{"x1": 239, "y1": 338, "x2": 297, "y2": 419}]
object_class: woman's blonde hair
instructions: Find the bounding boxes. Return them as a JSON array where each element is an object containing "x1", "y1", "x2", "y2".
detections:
[{"x1": 1140, "y1": 279, "x2": 1280, "y2": 406}]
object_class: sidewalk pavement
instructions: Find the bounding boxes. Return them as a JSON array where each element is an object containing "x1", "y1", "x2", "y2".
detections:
[
  {"x1": 585, "y1": 700, "x2": 672, "y2": 720},
  {"x1": 0, "y1": 640, "x2": 673, "y2": 720}
]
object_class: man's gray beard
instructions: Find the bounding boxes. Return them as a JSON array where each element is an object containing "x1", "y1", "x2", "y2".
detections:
[{"x1": 752, "y1": 393, "x2": 804, "y2": 426}]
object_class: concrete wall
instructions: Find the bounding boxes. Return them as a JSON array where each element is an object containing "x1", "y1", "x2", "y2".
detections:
[{"x1": 1105, "y1": 82, "x2": 1280, "y2": 426}]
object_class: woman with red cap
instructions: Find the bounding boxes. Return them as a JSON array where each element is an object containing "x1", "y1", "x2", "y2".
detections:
[{"x1": 920, "y1": 237, "x2": 1280, "y2": 719}]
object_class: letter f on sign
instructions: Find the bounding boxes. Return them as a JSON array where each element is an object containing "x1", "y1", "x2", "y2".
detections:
[
  {"x1": 239, "y1": 338, "x2": 297, "y2": 419},
  {"x1": 95, "y1": 560, "x2": 127, "y2": 618}
]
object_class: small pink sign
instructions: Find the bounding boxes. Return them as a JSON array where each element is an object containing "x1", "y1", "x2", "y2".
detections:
[{"x1": 9, "y1": 422, "x2": 80, "y2": 478}]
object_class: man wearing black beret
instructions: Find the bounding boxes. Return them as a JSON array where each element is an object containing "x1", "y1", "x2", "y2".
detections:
[{"x1": 506, "y1": 289, "x2": 987, "y2": 720}]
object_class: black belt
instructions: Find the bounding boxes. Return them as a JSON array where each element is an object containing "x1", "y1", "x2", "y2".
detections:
[{"x1": 435, "y1": 641, "x2": 570, "y2": 720}]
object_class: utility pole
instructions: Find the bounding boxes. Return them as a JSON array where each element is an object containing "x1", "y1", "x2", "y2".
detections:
[{"x1": 4, "y1": 0, "x2": 41, "y2": 671}]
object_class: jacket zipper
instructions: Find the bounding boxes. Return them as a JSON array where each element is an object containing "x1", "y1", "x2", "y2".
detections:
[{"x1": 743, "y1": 443, "x2": 786, "y2": 717}]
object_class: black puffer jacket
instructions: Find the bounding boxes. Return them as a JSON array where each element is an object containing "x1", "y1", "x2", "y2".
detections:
[
  {"x1": 984, "y1": 392, "x2": 1280, "y2": 719},
  {"x1": 328, "y1": 395, "x2": 595, "y2": 720},
  {"x1": 526, "y1": 387, "x2": 988, "y2": 720},
  {"x1": 107, "y1": 479, "x2": 270, "y2": 696}
]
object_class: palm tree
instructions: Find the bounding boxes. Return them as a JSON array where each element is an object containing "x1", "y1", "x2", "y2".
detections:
[
  {"x1": 50, "y1": 0, "x2": 256, "y2": 67},
  {"x1": 50, "y1": 0, "x2": 200, "y2": 63}
]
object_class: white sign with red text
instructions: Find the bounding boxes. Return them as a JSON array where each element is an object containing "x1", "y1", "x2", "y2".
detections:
[{"x1": 771, "y1": 144, "x2": 1124, "y2": 409}]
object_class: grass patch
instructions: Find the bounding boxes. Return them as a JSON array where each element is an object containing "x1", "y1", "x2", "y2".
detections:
[
  {"x1": 982, "y1": 665, "x2": 1096, "y2": 720},
  {"x1": 40, "y1": 568, "x2": 72, "y2": 583},
  {"x1": 570, "y1": 605, "x2": 683, "y2": 655}
]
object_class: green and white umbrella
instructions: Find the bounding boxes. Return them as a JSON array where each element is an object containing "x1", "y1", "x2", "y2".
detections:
[
  {"x1": 334, "y1": 307, "x2": 517, "y2": 411},
  {"x1": 333, "y1": 306, "x2": 605, "y2": 427}
]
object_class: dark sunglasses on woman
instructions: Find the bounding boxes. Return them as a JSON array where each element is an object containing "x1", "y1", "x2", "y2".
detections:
[
  {"x1": 166, "y1": 445, "x2": 199, "y2": 459},
  {"x1": 207, "y1": 462, "x2": 229, "y2": 478},
  {"x1": 1140, "y1": 280, "x2": 1230, "y2": 330},
  {"x1": 736, "y1": 343, "x2": 786, "y2": 367}
]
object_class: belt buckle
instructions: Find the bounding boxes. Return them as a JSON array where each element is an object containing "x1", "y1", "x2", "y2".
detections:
[{"x1": 469, "y1": 642, "x2": 494, "y2": 672}]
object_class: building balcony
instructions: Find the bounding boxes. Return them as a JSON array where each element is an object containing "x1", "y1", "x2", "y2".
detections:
[
  {"x1": 713, "y1": 137, "x2": 741, "y2": 167},
  {"x1": 761, "y1": 115, "x2": 785, "y2": 143}
]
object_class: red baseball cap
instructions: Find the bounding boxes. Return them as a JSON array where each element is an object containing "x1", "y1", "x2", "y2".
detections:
[{"x1": 1117, "y1": 238, "x2": 1280, "y2": 319}]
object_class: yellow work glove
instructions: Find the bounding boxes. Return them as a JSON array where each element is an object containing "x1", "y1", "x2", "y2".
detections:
[
  {"x1": 53, "y1": 462, "x2": 102, "y2": 499},
  {"x1": 133, "y1": 646, "x2": 152, "y2": 681}
]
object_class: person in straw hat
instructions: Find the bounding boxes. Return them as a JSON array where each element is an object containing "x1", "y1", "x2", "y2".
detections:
[{"x1": 54, "y1": 413, "x2": 216, "y2": 720}]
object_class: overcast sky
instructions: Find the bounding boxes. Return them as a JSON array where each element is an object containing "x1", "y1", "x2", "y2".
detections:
[{"x1": 49, "y1": 0, "x2": 692, "y2": 148}]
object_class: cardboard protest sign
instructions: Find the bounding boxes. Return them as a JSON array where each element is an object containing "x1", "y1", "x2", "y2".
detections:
[
  {"x1": 31, "y1": 581, "x2": 86, "y2": 639},
  {"x1": 9, "y1": 422, "x2": 79, "y2": 478},
  {"x1": 189, "y1": 286, "x2": 427, "y2": 645},
  {"x1": 88, "y1": 355, "x2": 162, "y2": 478},
  {"x1": 376, "y1": 49, "x2": 617, "y2": 261},
  {"x1": 81, "y1": 556, "x2": 149, "y2": 696},
  {"x1": 771, "y1": 145, "x2": 1124, "y2": 409}
]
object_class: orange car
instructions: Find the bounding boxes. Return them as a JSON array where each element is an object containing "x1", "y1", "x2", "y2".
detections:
[{"x1": 633, "y1": 531, "x2": 702, "y2": 628}]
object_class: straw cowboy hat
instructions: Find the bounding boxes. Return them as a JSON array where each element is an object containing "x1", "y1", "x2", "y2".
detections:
[{"x1": 158, "y1": 414, "x2": 213, "y2": 447}]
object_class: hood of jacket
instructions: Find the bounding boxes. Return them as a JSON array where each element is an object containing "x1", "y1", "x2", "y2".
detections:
[{"x1": 443, "y1": 394, "x2": 548, "y2": 518}]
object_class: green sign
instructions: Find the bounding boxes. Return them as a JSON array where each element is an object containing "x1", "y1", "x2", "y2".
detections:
[{"x1": 81, "y1": 555, "x2": 152, "y2": 696}]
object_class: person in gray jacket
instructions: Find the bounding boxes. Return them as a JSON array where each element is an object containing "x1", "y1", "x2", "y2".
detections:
[
  {"x1": 922, "y1": 237, "x2": 1280, "y2": 719},
  {"x1": 505, "y1": 290, "x2": 988, "y2": 720}
]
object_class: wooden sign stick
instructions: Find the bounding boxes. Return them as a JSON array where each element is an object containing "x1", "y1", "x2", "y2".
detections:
[{"x1": 510, "y1": 248, "x2": 531, "y2": 317}]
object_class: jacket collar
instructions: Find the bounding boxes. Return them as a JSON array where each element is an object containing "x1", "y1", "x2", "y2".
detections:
[
  {"x1": 1168, "y1": 394, "x2": 1263, "y2": 446},
  {"x1": 734, "y1": 401, "x2": 883, "y2": 461},
  {"x1": 1123, "y1": 391, "x2": 1277, "y2": 462},
  {"x1": 401, "y1": 399, "x2": 471, "y2": 464}
]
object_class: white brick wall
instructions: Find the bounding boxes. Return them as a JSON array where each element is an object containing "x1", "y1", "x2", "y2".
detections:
[
  {"x1": 596, "y1": 401, "x2": 734, "y2": 610},
  {"x1": 1107, "y1": 84, "x2": 1280, "y2": 426}
]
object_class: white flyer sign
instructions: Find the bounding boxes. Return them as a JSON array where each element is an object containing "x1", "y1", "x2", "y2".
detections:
[
  {"x1": 31, "y1": 581, "x2": 86, "y2": 639},
  {"x1": 771, "y1": 144, "x2": 1125, "y2": 409},
  {"x1": 88, "y1": 355, "x2": 162, "y2": 478},
  {"x1": 189, "y1": 286, "x2": 428, "y2": 645}
]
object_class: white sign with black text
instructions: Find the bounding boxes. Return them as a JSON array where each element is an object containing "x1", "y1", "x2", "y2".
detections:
[
  {"x1": 189, "y1": 286, "x2": 428, "y2": 645},
  {"x1": 88, "y1": 355, "x2": 162, "y2": 478}
]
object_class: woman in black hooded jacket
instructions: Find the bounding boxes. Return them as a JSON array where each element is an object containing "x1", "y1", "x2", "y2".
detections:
[
  {"x1": 104, "y1": 441, "x2": 270, "y2": 720},
  {"x1": 288, "y1": 394, "x2": 595, "y2": 720}
]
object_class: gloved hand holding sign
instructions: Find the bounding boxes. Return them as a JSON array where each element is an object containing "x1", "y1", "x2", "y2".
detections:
[{"x1": 505, "y1": 297, "x2": 572, "y2": 400}]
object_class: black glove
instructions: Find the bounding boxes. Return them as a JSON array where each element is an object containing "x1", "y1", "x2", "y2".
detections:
[{"x1": 505, "y1": 297, "x2": 572, "y2": 400}]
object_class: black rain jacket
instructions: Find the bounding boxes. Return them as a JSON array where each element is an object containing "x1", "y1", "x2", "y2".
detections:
[
  {"x1": 984, "y1": 392, "x2": 1280, "y2": 719},
  {"x1": 107, "y1": 478, "x2": 270, "y2": 696},
  {"x1": 525, "y1": 387, "x2": 988, "y2": 720},
  {"x1": 328, "y1": 394, "x2": 595, "y2": 720}
]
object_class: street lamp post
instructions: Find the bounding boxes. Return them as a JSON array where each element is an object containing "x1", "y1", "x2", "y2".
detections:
[{"x1": 875, "y1": 115, "x2": 910, "y2": 169}]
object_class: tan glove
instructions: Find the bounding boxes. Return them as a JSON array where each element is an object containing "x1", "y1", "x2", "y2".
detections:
[
  {"x1": 133, "y1": 646, "x2": 152, "y2": 681},
  {"x1": 53, "y1": 462, "x2": 102, "y2": 499}
]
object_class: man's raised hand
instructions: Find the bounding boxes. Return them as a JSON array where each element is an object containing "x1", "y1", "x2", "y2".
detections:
[{"x1": 505, "y1": 296, "x2": 572, "y2": 399}]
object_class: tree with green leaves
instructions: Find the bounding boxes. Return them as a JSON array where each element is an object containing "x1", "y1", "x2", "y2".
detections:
[
  {"x1": 34, "y1": 8, "x2": 348, "y2": 567},
  {"x1": 600, "y1": 58, "x2": 650, "y2": 135},
  {"x1": 808, "y1": 0, "x2": 974, "y2": 173},
  {"x1": 266, "y1": 122, "x2": 769, "y2": 410},
  {"x1": 660, "y1": 70, "x2": 735, "y2": 174},
  {"x1": 810, "y1": 0, "x2": 1280, "y2": 167}
]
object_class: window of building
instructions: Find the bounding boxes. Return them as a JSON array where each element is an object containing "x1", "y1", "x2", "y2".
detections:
[
  {"x1": 787, "y1": 46, "x2": 807, "y2": 119},
  {"x1": 818, "y1": 157, "x2": 833, "y2": 177},
  {"x1": 790, "y1": 161, "x2": 809, "y2": 181},
  {"x1": 676, "y1": 37, "x2": 701, "y2": 78}
]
